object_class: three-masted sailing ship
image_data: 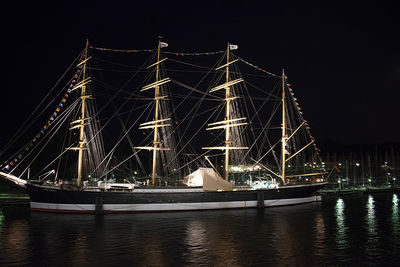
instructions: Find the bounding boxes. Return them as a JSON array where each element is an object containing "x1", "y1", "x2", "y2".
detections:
[{"x1": 0, "y1": 40, "x2": 327, "y2": 213}]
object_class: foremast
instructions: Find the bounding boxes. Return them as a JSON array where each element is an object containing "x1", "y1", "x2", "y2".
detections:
[
  {"x1": 135, "y1": 40, "x2": 170, "y2": 185},
  {"x1": 203, "y1": 44, "x2": 248, "y2": 181},
  {"x1": 69, "y1": 40, "x2": 92, "y2": 188}
]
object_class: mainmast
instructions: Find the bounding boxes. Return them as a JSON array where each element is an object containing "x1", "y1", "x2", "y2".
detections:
[
  {"x1": 135, "y1": 40, "x2": 170, "y2": 185},
  {"x1": 281, "y1": 69, "x2": 287, "y2": 184},
  {"x1": 203, "y1": 43, "x2": 247, "y2": 181},
  {"x1": 224, "y1": 45, "x2": 231, "y2": 181},
  {"x1": 69, "y1": 40, "x2": 92, "y2": 187}
]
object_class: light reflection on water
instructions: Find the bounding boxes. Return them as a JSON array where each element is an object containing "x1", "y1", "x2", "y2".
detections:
[
  {"x1": 184, "y1": 220, "x2": 210, "y2": 265},
  {"x1": 335, "y1": 198, "x2": 349, "y2": 250},
  {"x1": 364, "y1": 194, "x2": 388, "y2": 262},
  {"x1": 392, "y1": 194, "x2": 399, "y2": 237},
  {"x1": 392, "y1": 194, "x2": 399, "y2": 224},
  {"x1": 313, "y1": 211, "x2": 327, "y2": 259},
  {"x1": 366, "y1": 195, "x2": 376, "y2": 234},
  {"x1": 365, "y1": 195, "x2": 378, "y2": 256}
]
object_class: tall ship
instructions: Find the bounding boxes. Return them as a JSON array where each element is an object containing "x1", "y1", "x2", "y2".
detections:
[{"x1": 0, "y1": 40, "x2": 327, "y2": 213}]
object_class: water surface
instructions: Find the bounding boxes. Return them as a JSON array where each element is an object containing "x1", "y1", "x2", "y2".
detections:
[{"x1": 0, "y1": 193, "x2": 399, "y2": 266}]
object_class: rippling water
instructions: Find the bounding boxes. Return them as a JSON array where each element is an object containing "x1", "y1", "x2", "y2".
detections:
[{"x1": 0, "y1": 193, "x2": 399, "y2": 266}]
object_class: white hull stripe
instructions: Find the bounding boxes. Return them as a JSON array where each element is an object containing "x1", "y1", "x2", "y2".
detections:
[{"x1": 30, "y1": 196, "x2": 318, "y2": 212}]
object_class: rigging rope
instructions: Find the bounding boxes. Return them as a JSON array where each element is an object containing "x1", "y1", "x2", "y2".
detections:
[
  {"x1": 90, "y1": 46, "x2": 154, "y2": 53},
  {"x1": 2, "y1": 65, "x2": 84, "y2": 172},
  {"x1": 90, "y1": 45, "x2": 224, "y2": 56},
  {"x1": 0, "y1": 49, "x2": 84, "y2": 159},
  {"x1": 164, "y1": 51, "x2": 225, "y2": 56},
  {"x1": 236, "y1": 56, "x2": 280, "y2": 78},
  {"x1": 161, "y1": 54, "x2": 226, "y2": 171},
  {"x1": 15, "y1": 100, "x2": 81, "y2": 177}
]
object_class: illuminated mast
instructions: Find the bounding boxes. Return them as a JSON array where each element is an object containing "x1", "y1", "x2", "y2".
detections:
[
  {"x1": 281, "y1": 69, "x2": 287, "y2": 184},
  {"x1": 203, "y1": 44, "x2": 247, "y2": 181},
  {"x1": 69, "y1": 40, "x2": 92, "y2": 187},
  {"x1": 135, "y1": 40, "x2": 170, "y2": 185},
  {"x1": 279, "y1": 70, "x2": 320, "y2": 184}
]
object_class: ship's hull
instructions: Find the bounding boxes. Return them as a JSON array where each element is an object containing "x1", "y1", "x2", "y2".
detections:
[{"x1": 25, "y1": 182, "x2": 326, "y2": 213}]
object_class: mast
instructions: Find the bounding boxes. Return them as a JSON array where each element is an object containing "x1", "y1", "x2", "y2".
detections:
[
  {"x1": 224, "y1": 44, "x2": 231, "y2": 181},
  {"x1": 152, "y1": 41, "x2": 161, "y2": 185},
  {"x1": 278, "y1": 71, "x2": 320, "y2": 184},
  {"x1": 135, "y1": 39, "x2": 170, "y2": 185},
  {"x1": 69, "y1": 40, "x2": 92, "y2": 188},
  {"x1": 77, "y1": 45, "x2": 87, "y2": 188},
  {"x1": 281, "y1": 69, "x2": 287, "y2": 184},
  {"x1": 203, "y1": 43, "x2": 247, "y2": 181}
]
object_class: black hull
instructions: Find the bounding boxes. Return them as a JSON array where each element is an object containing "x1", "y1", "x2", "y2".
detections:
[{"x1": 25, "y1": 183, "x2": 326, "y2": 213}]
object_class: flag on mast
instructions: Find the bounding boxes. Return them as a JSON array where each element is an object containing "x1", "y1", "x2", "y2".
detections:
[
  {"x1": 160, "y1": 42, "x2": 168, "y2": 48},
  {"x1": 229, "y1": 44, "x2": 238, "y2": 50}
]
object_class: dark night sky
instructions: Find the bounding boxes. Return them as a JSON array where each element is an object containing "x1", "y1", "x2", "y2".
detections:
[{"x1": 1, "y1": 0, "x2": 399, "y2": 149}]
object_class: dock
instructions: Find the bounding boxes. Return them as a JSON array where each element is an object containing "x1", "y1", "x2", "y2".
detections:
[{"x1": 319, "y1": 186, "x2": 400, "y2": 196}]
